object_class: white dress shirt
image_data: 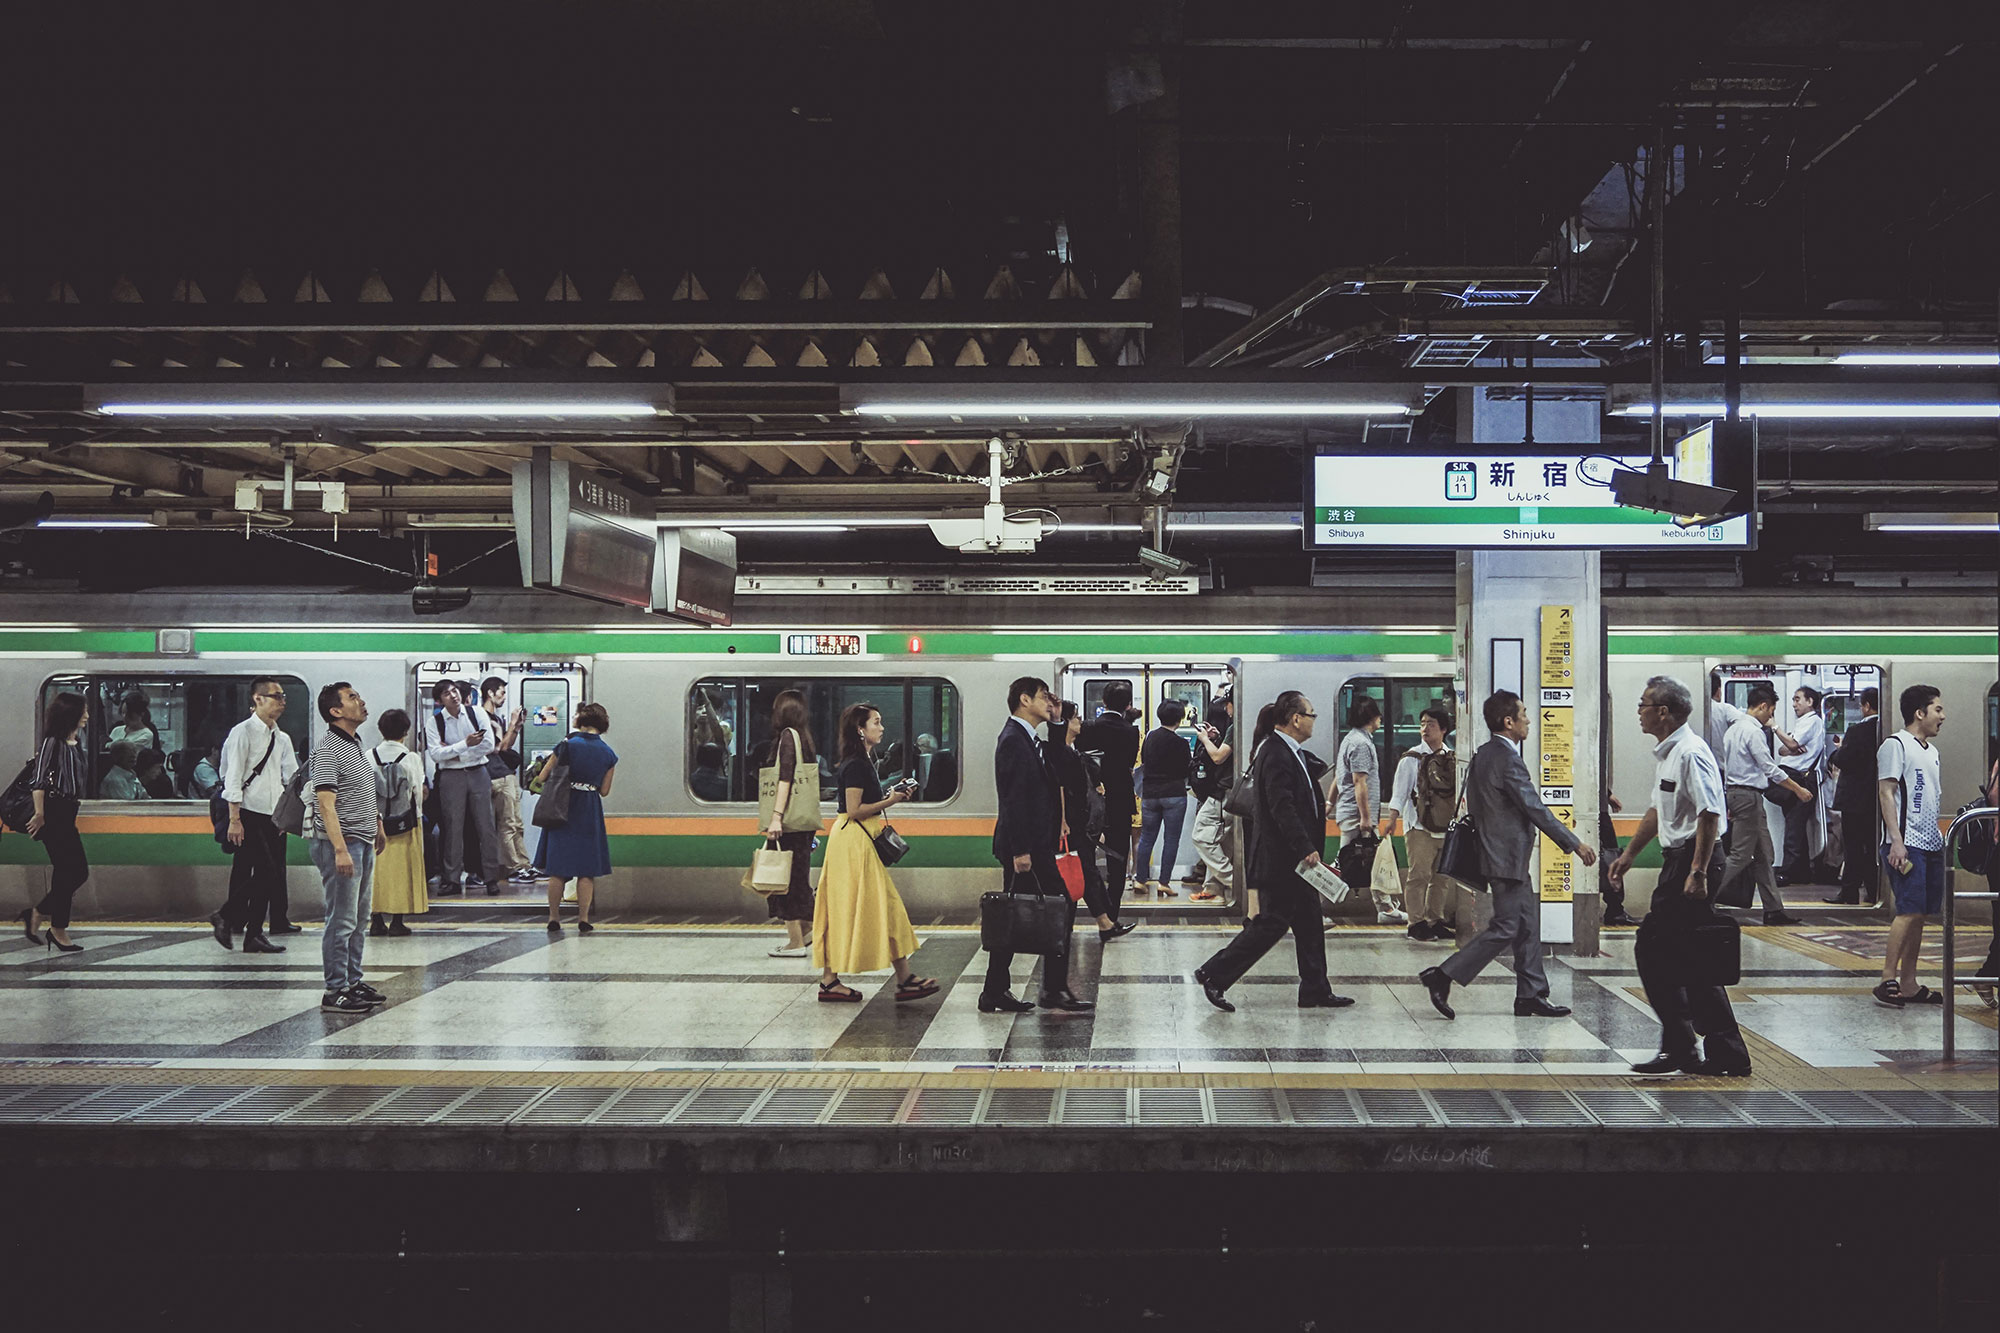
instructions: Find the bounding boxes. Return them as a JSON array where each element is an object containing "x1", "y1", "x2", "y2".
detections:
[
  {"x1": 1719, "y1": 715, "x2": 1786, "y2": 787},
  {"x1": 1650, "y1": 723, "x2": 1729, "y2": 849},
  {"x1": 1706, "y1": 699, "x2": 1745, "y2": 757},
  {"x1": 424, "y1": 703, "x2": 494, "y2": 777},
  {"x1": 221, "y1": 714, "x2": 301, "y2": 816},
  {"x1": 1784, "y1": 711, "x2": 1825, "y2": 771}
]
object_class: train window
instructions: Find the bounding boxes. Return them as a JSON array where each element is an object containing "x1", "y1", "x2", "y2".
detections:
[
  {"x1": 1337, "y1": 676, "x2": 1455, "y2": 781},
  {"x1": 412, "y1": 661, "x2": 585, "y2": 772},
  {"x1": 39, "y1": 673, "x2": 310, "y2": 802},
  {"x1": 1079, "y1": 677, "x2": 1134, "y2": 720},
  {"x1": 1987, "y1": 682, "x2": 1998, "y2": 772},
  {"x1": 688, "y1": 677, "x2": 961, "y2": 805},
  {"x1": 1158, "y1": 679, "x2": 1210, "y2": 722}
]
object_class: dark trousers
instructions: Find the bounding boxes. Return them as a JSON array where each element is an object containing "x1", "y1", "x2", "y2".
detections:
[
  {"x1": 1598, "y1": 809, "x2": 1626, "y2": 913},
  {"x1": 763, "y1": 829, "x2": 816, "y2": 923},
  {"x1": 33, "y1": 795, "x2": 88, "y2": 930},
  {"x1": 1837, "y1": 803, "x2": 1878, "y2": 902},
  {"x1": 1199, "y1": 874, "x2": 1332, "y2": 1002},
  {"x1": 1078, "y1": 835, "x2": 1115, "y2": 921},
  {"x1": 436, "y1": 765, "x2": 501, "y2": 888},
  {"x1": 1100, "y1": 805, "x2": 1132, "y2": 894},
  {"x1": 220, "y1": 809, "x2": 287, "y2": 932},
  {"x1": 1780, "y1": 770, "x2": 1818, "y2": 880},
  {"x1": 1635, "y1": 842, "x2": 1750, "y2": 1069},
  {"x1": 984, "y1": 852, "x2": 1071, "y2": 998}
]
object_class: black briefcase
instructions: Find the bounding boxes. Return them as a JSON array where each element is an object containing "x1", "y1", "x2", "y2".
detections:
[
  {"x1": 1435, "y1": 813, "x2": 1487, "y2": 891},
  {"x1": 980, "y1": 890, "x2": 1071, "y2": 956},
  {"x1": 1667, "y1": 911, "x2": 1743, "y2": 987}
]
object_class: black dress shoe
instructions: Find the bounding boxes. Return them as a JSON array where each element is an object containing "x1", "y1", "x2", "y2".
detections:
[
  {"x1": 1630, "y1": 1051, "x2": 1702, "y2": 1075},
  {"x1": 210, "y1": 912, "x2": 234, "y2": 951},
  {"x1": 977, "y1": 993, "x2": 1034, "y2": 1014},
  {"x1": 1298, "y1": 993, "x2": 1356, "y2": 1009},
  {"x1": 1513, "y1": 996, "x2": 1572, "y2": 1018},
  {"x1": 435, "y1": 884, "x2": 464, "y2": 897},
  {"x1": 1821, "y1": 895, "x2": 1859, "y2": 905},
  {"x1": 1099, "y1": 920, "x2": 1138, "y2": 944},
  {"x1": 241, "y1": 931, "x2": 286, "y2": 954},
  {"x1": 1602, "y1": 911, "x2": 1641, "y2": 927},
  {"x1": 269, "y1": 921, "x2": 304, "y2": 934},
  {"x1": 1763, "y1": 911, "x2": 1803, "y2": 926},
  {"x1": 1695, "y1": 1060, "x2": 1753, "y2": 1077},
  {"x1": 1037, "y1": 990, "x2": 1095, "y2": 1012},
  {"x1": 1418, "y1": 966, "x2": 1455, "y2": 1020},
  {"x1": 1193, "y1": 967, "x2": 1234, "y2": 1013}
]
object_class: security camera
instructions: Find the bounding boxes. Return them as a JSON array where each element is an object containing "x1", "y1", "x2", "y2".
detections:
[
  {"x1": 412, "y1": 584, "x2": 473, "y2": 615},
  {"x1": 1138, "y1": 546, "x2": 1192, "y2": 577}
]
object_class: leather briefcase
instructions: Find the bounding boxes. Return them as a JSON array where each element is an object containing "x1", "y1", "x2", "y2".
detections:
[
  {"x1": 1435, "y1": 813, "x2": 1486, "y2": 891},
  {"x1": 980, "y1": 888, "x2": 1071, "y2": 956},
  {"x1": 1649, "y1": 909, "x2": 1742, "y2": 987}
]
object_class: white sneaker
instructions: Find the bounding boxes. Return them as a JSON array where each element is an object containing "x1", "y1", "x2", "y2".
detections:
[
  {"x1": 1376, "y1": 908, "x2": 1410, "y2": 926},
  {"x1": 768, "y1": 944, "x2": 811, "y2": 958}
]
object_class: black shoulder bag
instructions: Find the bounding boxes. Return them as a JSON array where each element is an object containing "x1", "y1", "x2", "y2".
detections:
[
  {"x1": 1434, "y1": 767, "x2": 1487, "y2": 891},
  {"x1": 532, "y1": 741, "x2": 574, "y2": 830}
]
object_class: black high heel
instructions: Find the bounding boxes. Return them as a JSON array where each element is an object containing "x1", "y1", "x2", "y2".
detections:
[
  {"x1": 46, "y1": 930, "x2": 83, "y2": 954},
  {"x1": 18, "y1": 908, "x2": 41, "y2": 945}
]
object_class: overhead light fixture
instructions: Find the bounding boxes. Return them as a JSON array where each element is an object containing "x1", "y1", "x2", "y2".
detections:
[
  {"x1": 37, "y1": 516, "x2": 159, "y2": 529},
  {"x1": 1613, "y1": 402, "x2": 1998, "y2": 419},
  {"x1": 99, "y1": 401, "x2": 657, "y2": 418},
  {"x1": 1835, "y1": 351, "x2": 1999, "y2": 366},
  {"x1": 855, "y1": 400, "x2": 1414, "y2": 418},
  {"x1": 1864, "y1": 512, "x2": 1999, "y2": 533},
  {"x1": 85, "y1": 383, "x2": 668, "y2": 419},
  {"x1": 841, "y1": 383, "x2": 1422, "y2": 420},
  {"x1": 1699, "y1": 345, "x2": 1999, "y2": 366},
  {"x1": 663, "y1": 517, "x2": 929, "y2": 530}
]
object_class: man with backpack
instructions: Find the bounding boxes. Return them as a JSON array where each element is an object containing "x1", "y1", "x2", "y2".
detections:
[
  {"x1": 422, "y1": 679, "x2": 501, "y2": 896},
  {"x1": 1383, "y1": 706, "x2": 1455, "y2": 942},
  {"x1": 210, "y1": 676, "x2": 299, "y2": 953}
]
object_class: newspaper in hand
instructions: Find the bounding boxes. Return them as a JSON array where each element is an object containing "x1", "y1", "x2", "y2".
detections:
[{"x1": 1298, "y1": 858, "x2": 1351, "y2": 906}]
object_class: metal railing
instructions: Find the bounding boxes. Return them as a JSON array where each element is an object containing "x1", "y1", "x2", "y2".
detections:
[{"x1": 1942, "y1": 805, "x2": 1998, "y2": 1062}]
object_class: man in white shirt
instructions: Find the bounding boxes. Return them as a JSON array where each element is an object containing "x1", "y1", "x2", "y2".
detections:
[
  {"x1": 1705, "y1": 671, "x2": 1745, "y2": 758},
  {"x1": 212, "y1": 676, "x2": 301, "y2": 951},
  {"x1": 480, "y1": 676, "x2": 536, "y2": 884},
  {"x1": 1872, "y1": 684, "x2": 1948, "y2": 1008},
  {"x1": 1773, "y1": 686, "x2": 1826, "y2": 885},
  {"x1": 423, "y1": 679, "x2": 501, "y2": 896},
  {"x1": 1381, "y1": 705, "x2": 1455, "y2": 942},
  {"x1": 1334, "y1": 698, "x2": 1406, "y2": 925},
  {"x1": 1610, "y1": 674, "x2": 1750, "y2": 1076},
  {"x1": 1716, "y1": 684, "x2": 1811, "y2": 925}
]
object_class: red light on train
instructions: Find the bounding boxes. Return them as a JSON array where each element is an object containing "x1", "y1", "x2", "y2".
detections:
[{"x1": 908, "y1": 635, "x2": 923, "y2": 654}]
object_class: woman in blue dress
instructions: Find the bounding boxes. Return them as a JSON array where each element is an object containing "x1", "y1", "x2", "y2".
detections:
[{"x1": 530, "y1": 702, "x2": 617, "y2": 935}]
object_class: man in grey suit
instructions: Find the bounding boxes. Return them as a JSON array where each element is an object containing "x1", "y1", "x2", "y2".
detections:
[{"x1": 1420, "y1": 690, "x2": 1595, "y2": 1019}]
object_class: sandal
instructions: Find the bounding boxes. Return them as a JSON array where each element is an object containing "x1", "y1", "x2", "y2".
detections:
[
  {"x1": 1190, "y1": 890, "x2": 1221, "y2": 902},
  {"x1": 1903, "y1": 985, "x2": 1946, "y2": 1005},
  {"x1": 817, "y1": 979, "x2": 863, "y2": 1003},
  {"x1": 895, "y1": 975, "x2": 940, "y2": 1002},
  {"x1": 1152, "y1": 881, "x2": 1176, "y2": 899}
]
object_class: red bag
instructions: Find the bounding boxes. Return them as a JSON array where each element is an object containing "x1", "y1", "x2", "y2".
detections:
[{"x1": 1054, "y1": 837, "x2": 1087, "y2": 902}]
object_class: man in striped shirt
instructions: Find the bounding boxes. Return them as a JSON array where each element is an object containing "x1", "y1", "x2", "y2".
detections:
[{"x1": 309, "y1": 681, "x2": 387, "y2": 1015}]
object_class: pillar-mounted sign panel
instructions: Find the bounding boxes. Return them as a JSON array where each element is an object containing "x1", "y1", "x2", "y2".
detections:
[
  {"x1": 512, "y1": 457, "x2": 657, "y2": 609},
  {"x1": 656, "y1": 528, "x2": 738, "y2": 627}
]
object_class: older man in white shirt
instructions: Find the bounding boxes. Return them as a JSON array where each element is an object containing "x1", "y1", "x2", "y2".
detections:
[
  {"x1": 1717, "y1": 684, "x2": 1811, "y2": 925},
  {"x1": 1773, "y1": 686, "x2": 1827, "y2": 885},
  {"x1": 423, "y1": 679, "x2": 501, "y2": 896},
  {"x1": 211, "y1": 676, "x2": 300, "y2": 951}
]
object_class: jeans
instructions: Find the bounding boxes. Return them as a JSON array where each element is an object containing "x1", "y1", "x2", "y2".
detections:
[
  {"x1": 1135, "y1": 795, "x2": 1188, "y2": 885},
  {"x1": 311, "y1": 836, "x2": 375, "y2": 993}
]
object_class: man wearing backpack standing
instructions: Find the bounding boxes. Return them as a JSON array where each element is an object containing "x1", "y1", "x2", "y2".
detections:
[
  {"x1": 211, "y1": 676, "x2": 299, "y2": 954},
  {"x1": 1383, "y1": 706, "x2": 1455, "y2": 942},
  {"x1": 480, "y1": 676, "x2": 538, "y2": 886},
  {"x1": 423, "y1": 680, "x2": 501, "y2": 896},
  {"x1": 1873, "y1": 685, "x2": 1948, "y2": 1008}
]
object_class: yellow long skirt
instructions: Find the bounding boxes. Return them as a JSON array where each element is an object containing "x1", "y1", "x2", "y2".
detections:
[
  {"x1": 812, "y1": 815, "x2": 918, "y2": 974},
  {"x1": 372, "y1": 828, "x2": 429, "y2": 915}
]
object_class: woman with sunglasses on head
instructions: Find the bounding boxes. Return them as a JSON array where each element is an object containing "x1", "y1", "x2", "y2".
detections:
[{"x1": 21, "y1": 692, "x2": 91, "y2": 951}]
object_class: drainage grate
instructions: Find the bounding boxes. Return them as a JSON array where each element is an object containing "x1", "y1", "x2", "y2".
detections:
[
  {"x1": 828, "y1": 1087, "x2": 910, "y2": 1125},
  {"x1": 1794, "y1": 1090, "x2": 1905, "y2": 1126},
  {"x1": 903, "y1": 1089, "x2": 981, "y2": 1125},
  {"x1": 1210, "y1": 1087, "x2": 1282, "y2": 1126},
  {"x1": 1718, "y1": 1091, "x2": 1826, "y2": 1127},
  {"x1": 1357, "y1": 1089, "x2": 1438, "y2": 1127},
  {"x1": 1136, "y1": 1088, "x2": 1205, "y2": 1126},
  {"x1": 1936, "y1": 1090, "x2": 1997, "y2": 1124},
  {"x1": 1060, "y1": 1088, "x2": 1130, "y2": 1126},
  {"x1": 592, "y1": 1087, "x2": 697, "y2": 1126},
  {"x1": 0, "y1": 1084, "x2": 50, "y2": 1112},
  {"x1": 0, "y1": 1085, "x2": 104, "y2": 1122},
  {"x1": 670, "y1": 1087, "x2": 764, "y2": 1125},
  {"x1": 751, "y1": 1088, "x2": 836, "y2": 1125},
  {"x1": 1653, "y1": 1090, "x2": 1751, "y2": 1127},
  {"x1": 1864, "y1": 1090, "x2": 1979, "y2": 1126},
  {"x1": 438, "y1": 1086, "x2": 549, "y2": 1124},
  {"x1": 1574, "y1": 1089, "x2": 1672, "y2": 1127},
  {"x1": 982, "y1": 1087, "x2": 1055, "y2": 1125},
  {"x1": 1284, "y1": 1089, "x2": 1360, "y2": 1125},
  {"x1": 360, "y1": 1087, "x2": 476, "y2": 1124},
  {"x1": 515, "y1": 1087, "x2": 621, "y2": 1125},
  {"x1": 284, "y1": 1086, "x2": 398, "y2": 1125},
  {"x1": 43, "y1": 1085, "x2": 175, "y2": 1123},
  {"x1": 204, "y1": 1086, "x2": 330, "y2": 1124},
  {"x1": 1501, "y1": 1090, "x2": 1592, "y2": 1126},
  {"x1": 128, "y1": 1086, "x2": 257, "y2": 1124},
  {"x1": 1430, "y1": 1089, "x2": 1516, "y2": 1127}
]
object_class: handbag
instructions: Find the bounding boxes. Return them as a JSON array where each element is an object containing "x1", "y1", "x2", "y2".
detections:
[
  {"x1": 980, "y1": 884, "x2": 1071, "y2": 956},
  {"x1": 872, "y1": 822, "x2": 910, "y2": 867},
  {"x1": 1222, "y1": 742, "x2": 1261, "y2": 819},
  {"x1": 1054, "y1": 836, "x2": 1086, "y2": 902},
  {"x1": 745, "y1": 838, "x2": 794, "y2": 896},
  {"x1": 271, "y1": 766, "x2": 310, "y2": 837},
  {"x1": 532, "y1": 742, "x2": 573, "y2": 830},
  {"x1": 0, "y1": 759, "x2": 35, "y2": 834},
  {"x1": 1368, "y1": 836, "x2": 1402, "y2": 900},
  {"x1": 1335, "y1": 830, "x2": 1380, "y2": 890},
  {"x1": 757, "y1": 728, "x2": 825, "y2": 834},
  {"x1": 1434, "y1": 776, "x2": 1486, "y2": 891},
  {"x1": 1643, "y1": 905, "x2": 1742, "y2": 987},
  {"x1": 211, "y1": 731, "x2": 279, "y2": 847}
]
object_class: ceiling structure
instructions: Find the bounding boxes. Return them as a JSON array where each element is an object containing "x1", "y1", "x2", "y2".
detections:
[{"x1": 0, "y1": 3, "x2": 1993, "y2": 591}]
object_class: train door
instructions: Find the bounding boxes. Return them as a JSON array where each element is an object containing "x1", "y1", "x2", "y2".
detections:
[
  {"x1": 1712, "y1": 661, "x2": 1883, "y2": 895},
  {"x1": 413, "y1": 658, "x2": 588, "y2": 905},
  {"x1": 1057, "y1": 659, "x2": 1236, "y2": 914}
]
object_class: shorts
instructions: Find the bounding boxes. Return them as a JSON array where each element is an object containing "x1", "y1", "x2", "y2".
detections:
[{"x1": 1883, "y1": 844, "x2": 1945, "y2": 916}]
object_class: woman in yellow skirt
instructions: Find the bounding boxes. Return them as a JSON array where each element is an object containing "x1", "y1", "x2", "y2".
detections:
[
  {"x1": 368, "y1": 709, "x2": 428, "y2": 935},
  {"x1": 812, "y1": 703, "x2": 938, "y2": 1003}
]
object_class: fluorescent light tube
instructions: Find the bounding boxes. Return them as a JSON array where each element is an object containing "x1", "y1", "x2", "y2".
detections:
[
  {"x1": 854, "y1": 401, "x2": 1412, "y2": 418},
  {"x1": 37, "y1": 518, "x2": 158, "y2": 528},
  {"x1": 98, "y1": 402, "x2": 658, "y2": 418},
  {"x1": 1614, "y1": 402, "x2": 1999, "y2": 419},
  {"x1": 1864, "y1": 512, "x2": 1999, "y2": 533},
  {"x1": 1834, "y1": 351, "x2": 1999, "y2": 366}
]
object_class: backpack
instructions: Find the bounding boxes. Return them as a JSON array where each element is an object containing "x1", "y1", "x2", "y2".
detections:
[
  {"x1": 374, "y1": 745, "x2": 419, "y2": 836},
  {"x1": 1414, "y1": 747, "x2": 1456, "y2": 833}
]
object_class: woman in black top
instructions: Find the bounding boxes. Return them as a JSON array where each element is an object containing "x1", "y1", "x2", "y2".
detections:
[
  {"x1": 1050, "y1": 701, "x2": 1138, "y2": 944},
  {"x1": 22, "y1": 691, "x2": 90, "y2": 950},
  {"x1": 758, "y1": 690, "x2": 822, "y2": 958},
  {"x1": 1134, "y1": 698, "x2": 1193, "y2": 897}
]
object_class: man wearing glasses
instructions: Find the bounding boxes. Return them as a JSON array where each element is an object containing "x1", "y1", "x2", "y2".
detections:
[{"x1": 212, "y1": 677, "x2": 300, "y2": 952}]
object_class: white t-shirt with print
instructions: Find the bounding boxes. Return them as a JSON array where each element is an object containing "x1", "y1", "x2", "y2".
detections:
[{"x1": 1877, "y1": 730, "x2": 1943, "y2": 851}]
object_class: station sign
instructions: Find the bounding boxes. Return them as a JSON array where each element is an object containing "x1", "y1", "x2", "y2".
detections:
[
  {"x1": 785, "y1": 633, "x2": 867, "y2": 656},
  {"x1": 513, "y1": 457, "x2": 657, "y2": 609},
  {"x1": 656, "y1": 527, "x2": 738, "y2": 627},
  {"x1": 1305, "y1": 443, "x2": 1752, "y2": 549}
]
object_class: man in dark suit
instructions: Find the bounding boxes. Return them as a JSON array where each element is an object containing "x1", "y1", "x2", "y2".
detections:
[
  {"x1": 1824, "y1": 686, "x2": 1882, "y2": 905},
  {"x1": 1194, "y1": 690, "x2": 1354, "y2": 1011},
  {"x1": 983, "y1": 675, "x2": 1093, "y2": 1014},
  {"x1": 1077, "y1": 682, "x2": 1141, "y2": 908},
  {"x1": 1420, "y1": 690, "x2": 1595, "y2": 1020}
]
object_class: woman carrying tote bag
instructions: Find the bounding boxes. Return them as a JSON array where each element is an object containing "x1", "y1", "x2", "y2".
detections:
[
  {"x1": 810, "y1": 703, "x2": 937, "y2": 1004},
  {"x1": 529, "y1": 703, "x2": 616, "y2": 935},
  {"x1": 758, "y1": 690, "x2": 824, "y2": 959}
]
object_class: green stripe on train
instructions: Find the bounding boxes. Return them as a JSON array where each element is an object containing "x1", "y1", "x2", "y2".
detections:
[{"x1": 0, "y1": 834, "x2": 316, "y2": 868}]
